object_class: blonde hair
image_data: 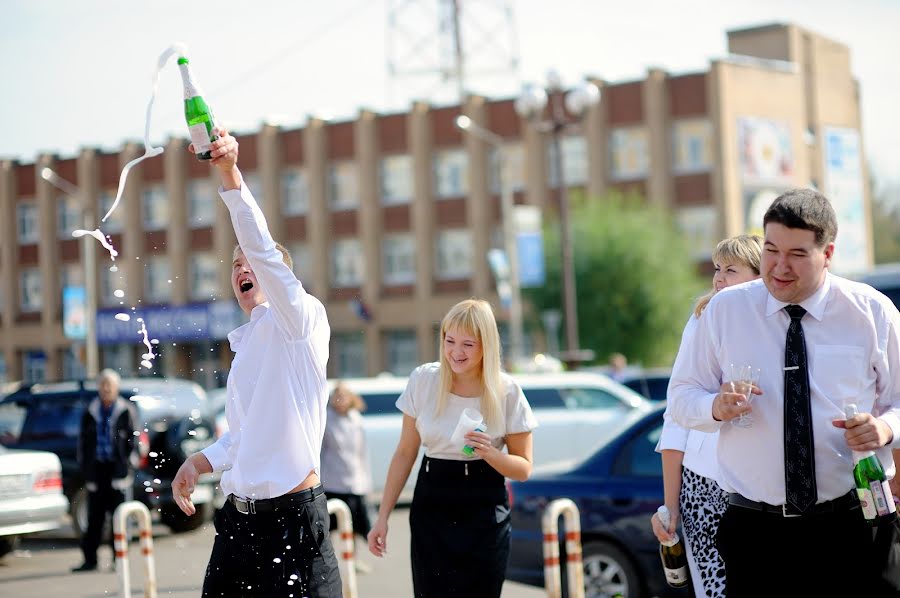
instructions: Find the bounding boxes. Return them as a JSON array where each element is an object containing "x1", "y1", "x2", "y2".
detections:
[
  {"x1": 233, "y1": 242, "x2": 293, "y2": 271},
  {"x1": 436, "y1": 299, "x2": 503, "y2": 430},
  {"x1": 693, "y1": 234, "x2": 763, "y2": 317},
  {"x1": 330, "y1": 382, "x2": 366, "y2": 412}
]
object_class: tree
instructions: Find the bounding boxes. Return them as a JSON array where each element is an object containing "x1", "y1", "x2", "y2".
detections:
[
  {"x1": 526, "y1": 191, "x2": 704, "y2": 367},
  {"x1": 870, "y1": 175, "x2": 900, "y2": 264}
]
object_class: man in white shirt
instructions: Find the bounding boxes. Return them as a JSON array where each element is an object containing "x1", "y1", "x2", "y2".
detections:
[
  {"x1": 171, "y1": 129, "x2": 341, "y2": 597},
  {"x1": 669, "y1": 188, "x2": 900, "y2": 596}
]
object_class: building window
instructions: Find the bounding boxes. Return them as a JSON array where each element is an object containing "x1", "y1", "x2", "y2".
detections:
[
  {"x1": 142, "y1": 185, "x2": 168, "y2": 231},
  {"x1": 98, "y1": 191, "x2": 122, "y2": 233},
  {"x1": 62, "y1": 346, "x2": 86, "y2": 380},
  {"x1": 332, "y1": 331, "x2": 366, "y2": 378},
  {"x1": 17, "y1": 201, "x2": 38, "y2": 244},
  {"x1": 189, "y1": 253, "x2": 219, "y2": 301},
  {"x1": 102, "y1": 344, "x2": 133, "y2": 376},
  {"x1": 287, "y1": 242, "x2": 312, "y2": 282},
  {"x1": 188, "y1": 179, "x2": 216, "y2": 228},
  {"x1": 100, "y1": 265, "x2": 126, "y2": 308},
  {"x1": 433, "y1": 149, "x2": 468, "y2": 198},
  {"x1": 435, "y1": 229, "x2": 473, "y2": 280},
  {"x1": 242, "y1": 172, "x2": 264, "y2": 207},
  {"x1": 19, "y1": 267, "x2": 42, "y2": 312},
  {"x1": 384, "y1": 330, "x2": 418, "y2": 376},
  {"x1": 380, "y1": 155, "x2": 413, "y2": 205},
  {"x1": 489, "y1": 143, "x2": 525, "y2": 194},
  {"x1": 382, "y1": 233, "x2": 416, "y2": 286},
  {"x1": 671, "y1": 119, "x2": 712, "y2": 174},
  {"x1": 57, "y1": 196, "x2": 81, "y2": 239},
  {"x1": 0, "y1": 352, "x2": 6, "y2": 384},
  {"x1": 60, "y1": 264, "x2": 84, "y2": 298},
  {"x1": 23, "y1": 350, "x2": 47, "y2": 383},
  {"x1": 548, "y1": 135, "x2": 589, "y2": 187},
  {"x1": 329, "y1": 161, "x2": 359, "y2": 210},
  {"x1": 144, "y1": 256, "x2": 172, "y2": 303},
  {"x1": 676, "y1": 205, "x2": 719, "y2": 261},
  {"x1": 282, "y1": 170, "x2": 309, "y2": 216},
  {"x1": 331, "y1": 239, "x2": 363, "y2": 288},
  {"x1": 609, "y1": 127, "x2": 649, "y2": 181}
]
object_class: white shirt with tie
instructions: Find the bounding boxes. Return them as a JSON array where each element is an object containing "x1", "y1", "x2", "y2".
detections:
[
  {"x1": 668, "y1": 273, "x2": 900, "y2": 505},
  {"x1": 201, "y1": 183, "x2": 330, "y2": 500}
]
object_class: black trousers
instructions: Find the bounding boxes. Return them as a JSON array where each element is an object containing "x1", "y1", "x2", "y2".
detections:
[
  {"x1": 324, "y1": 491, "x2": 372, "y2": 538},
  {"x1": 718, "y1": 502, "x2": 894, "y2": 596},
  {"x1": 202, "y1": 490, "x2": 343, "y2": 597},
  {"x1": 81, "y1": 462, "x2": 125, "y2": 565},
  {"x1": 409, "y1": 456, "x2": 511, "y2": 598}
]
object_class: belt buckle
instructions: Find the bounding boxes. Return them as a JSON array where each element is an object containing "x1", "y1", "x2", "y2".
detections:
[
  {"x1": 782, "y1": 503, "x2": 801, "y2": 518},
  {"x1": 235, "y1": 496, "x2": 256, "y2": 515}
]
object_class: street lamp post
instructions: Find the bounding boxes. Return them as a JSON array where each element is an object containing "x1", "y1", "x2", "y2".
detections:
[
  {"x1": 40, "y1": 167, "x2": 99, "y2": 379},
  {"x1": 455, "y1": 114, "x2": 525, "y2": 366},
  {"x1": 514, "y1": 74, "x2": 600, "y2": 367}
]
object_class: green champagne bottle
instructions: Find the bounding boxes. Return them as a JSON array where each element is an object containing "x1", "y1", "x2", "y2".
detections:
[
  {"x1": 656, "y1": 506, "x2": 689, "y2": 588},
  {"x1": 177, "y1": 56, "x2": 217, "y2": 161},
  {"x1": 845, "y1": 404, "x2": 898, "y2": 526}
]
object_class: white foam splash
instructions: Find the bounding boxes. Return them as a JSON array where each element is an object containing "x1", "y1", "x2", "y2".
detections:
[
  {"x1": 136, "y1": 317, "x2": 157, "y2": 369},
  {"x1": 114, "y1": 289, "x2": 125, "y2": 298},
  {"x1": 114, "y1": 313, "x2": 131, "y2": 322},
  {"x1": 72, "y1": 229, "x2": 119, "y2": 260},
  {"x1": 100, "y1": 43, "x2": 189, "y2": 223}
]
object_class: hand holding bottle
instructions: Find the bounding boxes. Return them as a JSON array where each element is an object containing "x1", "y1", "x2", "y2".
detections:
[
  {"x1": 650, "y1": 503, "x2": 680, "y2": 544},
  {"x1": 832, "y1": 407, "x2": 895, "y2": 452}
]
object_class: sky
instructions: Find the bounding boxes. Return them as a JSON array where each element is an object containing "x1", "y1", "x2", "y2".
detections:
[{"x1": 2, "y1": 0, "x2": 898, "y2": 186}]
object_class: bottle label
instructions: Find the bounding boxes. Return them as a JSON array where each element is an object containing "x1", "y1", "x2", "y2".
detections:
[
  {"x1": 189, "y1": 123, "x2": 213, "y2": 153},
  {"x1": 461, "y1": 423, "x2": 487, "y2": 456},
  {"x1": 664, "y1": 566, "x2": 688, "y2": 585},
  {"x1": 873, "y1": 481, "x2": 897, "y2": 516},
  {"x1": 857, "y1": 488, "x2": 878, "y2": 520}
]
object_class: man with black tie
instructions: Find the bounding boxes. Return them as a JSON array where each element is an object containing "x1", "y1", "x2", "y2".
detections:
[{"x1": 668, "y1": 188, "x2": 900, "y2": 596}]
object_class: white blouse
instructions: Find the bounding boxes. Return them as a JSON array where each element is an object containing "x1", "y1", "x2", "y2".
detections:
[{"x1": 396, "y1": 363, "x2": 538, "y2": 461}]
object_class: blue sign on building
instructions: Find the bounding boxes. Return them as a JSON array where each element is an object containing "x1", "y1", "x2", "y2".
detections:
[
  {"x1": 517, "y1": 231, "x2": 545, "y2": 288},
  {"x1": 96, "y1": 301, "x2": 245, "y2": 345}
]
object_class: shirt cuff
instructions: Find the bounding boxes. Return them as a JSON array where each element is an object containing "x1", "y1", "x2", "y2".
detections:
[
  {"x1": 656, "y1": 420, "x2": 690, "y2": 453},
  {"x1": 201, "y1": 442, "x2": 230, "y2": 473}
]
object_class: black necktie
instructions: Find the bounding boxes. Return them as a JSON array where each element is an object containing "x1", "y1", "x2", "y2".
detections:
[{"x1": 784, "y1": 304, "x2": 817, "y2": 513}]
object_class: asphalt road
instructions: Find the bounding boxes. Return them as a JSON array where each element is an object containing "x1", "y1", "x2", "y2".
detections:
[{"x1": 0, "y1": 508, "x2": 546, "y2": 597}]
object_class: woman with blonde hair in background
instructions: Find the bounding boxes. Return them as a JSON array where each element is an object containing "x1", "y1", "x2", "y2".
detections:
[
  {"x1": 320, "y1": 382, "x2": 374, "y2": 573},
  {"x1": 651, "y1": 234, "x2": 762, "y2": 597},
  {"x1": 368, "y1": 298, "x2": 538, "y2": 597}
]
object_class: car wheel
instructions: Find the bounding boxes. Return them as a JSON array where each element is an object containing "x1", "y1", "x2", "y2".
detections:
[
  {"x1": 161, "y1": 502, "x2": 210, "y2": 533},
  {"x1": 578, "y1": 540, "x2": 643, "y2": 598},
  {"x1": 0, "y1": 536, "x2": 20, "y2": 558},
  {"x1": 71, "y1": 487, "x2": 89, "y2": 539}
]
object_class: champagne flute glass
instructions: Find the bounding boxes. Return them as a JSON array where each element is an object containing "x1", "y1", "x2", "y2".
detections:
[{"x1": 730, "y1": 364, "x2": 760, "y2": 428}]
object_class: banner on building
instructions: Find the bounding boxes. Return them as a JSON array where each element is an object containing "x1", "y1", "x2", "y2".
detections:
[{"x1": 62, "y1": 286, "x2": 87, "y2": 340}]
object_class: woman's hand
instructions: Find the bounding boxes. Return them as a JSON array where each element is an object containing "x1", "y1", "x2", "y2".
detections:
[
  {"x1": 465, "y1": 430, "x2": 499, "y2": 460},
  {"x1": 367, "y1": 517, "x2": 389, "y2": 558},
  {"x1": 650, "y1": 506, "x2": 680, "y2": 544}
]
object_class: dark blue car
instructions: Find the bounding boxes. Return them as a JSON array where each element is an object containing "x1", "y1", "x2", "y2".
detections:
[{"x1": 507, "y1": 405, "x2": 688, "y2": 598}]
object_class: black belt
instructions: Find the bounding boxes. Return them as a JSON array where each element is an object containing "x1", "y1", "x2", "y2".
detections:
[
  {"x1": 728, "y1": 490, "x2": 859, "y2": 518},
  {"x1": 228, "y1": 484, "x2": 324, "y2": 515}
]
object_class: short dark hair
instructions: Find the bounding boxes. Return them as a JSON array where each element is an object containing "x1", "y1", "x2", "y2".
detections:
[{"x1": 762, "y1": 188, "x2": 837, "y2": 247}]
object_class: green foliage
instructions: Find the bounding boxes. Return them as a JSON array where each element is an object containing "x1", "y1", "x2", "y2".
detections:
[
  {"x1": 870, "y1": 178, "x2": 900, "y2": 264},
  {"x1": 525, "y1": 190, "x2": 704, "y2": 367}
]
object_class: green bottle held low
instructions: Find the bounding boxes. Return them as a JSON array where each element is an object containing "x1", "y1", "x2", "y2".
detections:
[
  {"x1": 845, "y1": 403, "x2": 898, "y2": 526},
  {"x1": 656, "y1": 506, "x2": 689, "y2": 588},
  {"x1": 177, "y1": 56, "x2": 217, "y2": 161}
]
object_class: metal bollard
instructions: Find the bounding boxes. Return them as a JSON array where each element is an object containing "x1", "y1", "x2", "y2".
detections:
[
  {"x1": 542, "y1": 498, "x2": 584, "y2": 598},
  {"x1": 113, "y1": 500, "x2": 157, "y2": 598},
  {"x1": 327, "y1": 497, "x2": 358, "y2": 598}
]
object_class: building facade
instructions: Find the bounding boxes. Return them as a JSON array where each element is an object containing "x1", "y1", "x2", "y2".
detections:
[{"x1": 0, "y1": 23, "x2": 872, "y2": 385}]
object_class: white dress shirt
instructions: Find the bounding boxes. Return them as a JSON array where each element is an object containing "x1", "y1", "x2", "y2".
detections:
[
  {"x1": 201, "y1": 183, "x2": 330, "y2": 500},
  {"x1": 396, "y1": 363, "x2": 538, "y2": 460},
  {"x1": 656, "y1": 315, "x2": 720, "y2": 483},
  {"x1": 320, "y1": 407, "x2": 373, "y2": 495},
  {"x1": 669, "y1": 274, "x2": 900, "y2": 505}
]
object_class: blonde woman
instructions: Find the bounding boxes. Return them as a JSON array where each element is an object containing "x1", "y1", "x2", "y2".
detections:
[
  {"x1": 652, "y1": 234, "x2": 762, "y2": 598},
  {"x1": 368, "y1": 299, "x2": 537, "y2": 598}
]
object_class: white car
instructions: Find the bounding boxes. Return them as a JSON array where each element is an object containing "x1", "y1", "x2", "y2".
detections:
[
  {"x1": 0, "y1": 446, "x2": 69, "y2": 558},
  {"x1": 208, "y1": 371, "x2": 654, "y2": 502}
]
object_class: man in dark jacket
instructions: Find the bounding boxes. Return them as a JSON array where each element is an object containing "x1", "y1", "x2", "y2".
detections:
[{"x1": 72, "y1": 369, "x2": 138, "y2": 572}]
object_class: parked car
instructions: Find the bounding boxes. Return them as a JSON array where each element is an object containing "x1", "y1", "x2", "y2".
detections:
[
  {"x1": 0, "y1": 377, "x2": 218, "y2": 537},
  {"x1": 209, "y1": 372, "x2": 654, "y2": 502},
  {"x1": 619, "y1": 368, "x2": 672, "y2": 402},
  {"x1": 507, "y1": 404, "x2": 686, "y2": 598},
  {"x1": 0, "y1": 445, "x2": 69, "y2": 558}
]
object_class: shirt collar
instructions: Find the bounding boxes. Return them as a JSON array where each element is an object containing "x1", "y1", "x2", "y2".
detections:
[
  {"x1": 227, "y1": 302, "x2": 270, "y2": 350},
  {"x1": 765, "y1": 271, "x2": 832, "y2": 321}
]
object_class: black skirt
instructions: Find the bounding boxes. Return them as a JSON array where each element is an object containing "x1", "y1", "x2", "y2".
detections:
[{"x1": 409, "y1": 455, "x2": 511, "y2": 598}]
